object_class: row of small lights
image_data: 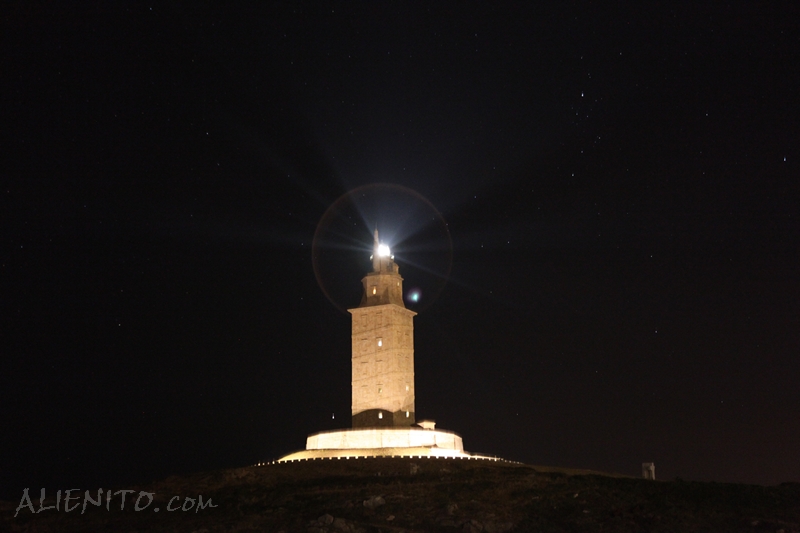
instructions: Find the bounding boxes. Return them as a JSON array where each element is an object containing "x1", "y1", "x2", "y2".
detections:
[{"x1": 254, "y1": 455, "x2": 521, "y2": 467}]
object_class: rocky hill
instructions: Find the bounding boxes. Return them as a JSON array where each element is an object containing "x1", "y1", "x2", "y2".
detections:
[{"x1": 4, "y1": 457, "x2": 799, "y2": 532}]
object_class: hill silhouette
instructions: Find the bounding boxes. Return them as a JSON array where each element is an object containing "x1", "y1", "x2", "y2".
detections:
[{"x1": 4, "y1": 457, "x2": 799, "y2": 532}]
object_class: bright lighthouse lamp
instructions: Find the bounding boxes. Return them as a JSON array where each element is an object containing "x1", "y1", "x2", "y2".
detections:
[{"x1": 377, "y1": 243, "x2": 391, "y2": 257}]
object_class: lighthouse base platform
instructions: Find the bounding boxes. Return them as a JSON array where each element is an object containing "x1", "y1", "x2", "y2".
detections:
[{"x1": 277, "y1": 427, "x2": 480, "y2": 462}]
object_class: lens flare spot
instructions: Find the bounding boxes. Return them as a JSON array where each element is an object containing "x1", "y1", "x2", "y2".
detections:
[{"x1": 407, "y1": 289, "x2": 421, "y2": 303}]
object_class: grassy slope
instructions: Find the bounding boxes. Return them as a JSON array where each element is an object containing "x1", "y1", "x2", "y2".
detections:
[{"x1": 3, "y1": 457, "x2": 799, "y2": 532}]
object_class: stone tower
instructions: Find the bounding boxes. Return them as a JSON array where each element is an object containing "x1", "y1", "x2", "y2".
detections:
[
  {"x1": 276, "y1": 228, "x2": 475, "y2": 462},
  {"x1": 348, "y1": 229, "x2": 416, "y2": 427}
]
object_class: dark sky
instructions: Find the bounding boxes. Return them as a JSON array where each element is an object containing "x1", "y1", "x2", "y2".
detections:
[{"x1": 3, "y1": 2, "x2": 799, "y2": 497}]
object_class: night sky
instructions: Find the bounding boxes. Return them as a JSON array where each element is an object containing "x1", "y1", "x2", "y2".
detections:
[{"x1": 3, "y1": 3, "x2": 799, "y2": 498}]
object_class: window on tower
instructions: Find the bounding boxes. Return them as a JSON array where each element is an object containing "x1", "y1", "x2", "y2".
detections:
[
  {"x1": 377, "y1": 338, "x2": 382, "y2": 347},
  {"x1": 372, "y1": 286, "x2": 377, "y2": 295}
]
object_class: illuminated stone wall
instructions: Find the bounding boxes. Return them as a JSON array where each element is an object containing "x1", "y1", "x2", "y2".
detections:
[
  {"x1": 349, "y1": 303, "x2": 416, "y2": 427},
  {"x1": 307, "y1": 428, "x2": 463, "y2": 451}
]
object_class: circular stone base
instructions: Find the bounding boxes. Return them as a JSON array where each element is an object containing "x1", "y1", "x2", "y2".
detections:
[
  {"x1": 277, "y1": 446, "x2": 476, "y2": 462},
  {"x1": 277, "y1": 427, "x2": 484, "y2": 462},
  {"x1": 306, "y1": 427, "x2": 463, "y2": 451}
]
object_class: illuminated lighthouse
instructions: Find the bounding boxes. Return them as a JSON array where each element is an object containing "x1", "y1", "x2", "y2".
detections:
[
  {"x1": 277, "y1": 229, "x2": 478, "y2": 461},
  {"x1": 349, "y1": 229, "x2": 417, "y2": 427}
]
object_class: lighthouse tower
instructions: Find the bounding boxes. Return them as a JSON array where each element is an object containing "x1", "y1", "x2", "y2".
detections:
[
  {"x1": 348, "y1": 229, "x2": 417, "y2": 427},
  {"x1": 277, "y1": 228, "x2": 475, "y2": 461}
]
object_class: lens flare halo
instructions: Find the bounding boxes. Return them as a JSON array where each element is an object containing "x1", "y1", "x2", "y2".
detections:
[{"x1": 312, "y1": 183, "x2": 453, "y2": 314}]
